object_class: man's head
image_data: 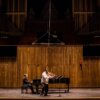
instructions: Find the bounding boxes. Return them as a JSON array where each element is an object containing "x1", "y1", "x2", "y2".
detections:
[
  {"x1": 24, "y1": 74, "x2": 28, "y2": 78},
  {"x1": 44, "y1": 67, "x2": 48, "y2": 74}
]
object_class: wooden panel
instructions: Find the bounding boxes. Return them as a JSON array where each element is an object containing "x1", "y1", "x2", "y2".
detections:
[
  {"x1": 0, "y1": 45, "x2": 100, "y2": 88},
  {"x1": 7, "y1": 0, "x2": 26, "y2": 31},
  {"x1": 72, "y1": 0, "x2": 95, "y2": 32}
]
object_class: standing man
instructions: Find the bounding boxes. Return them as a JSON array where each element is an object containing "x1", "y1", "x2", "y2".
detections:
[{"x1": 40, "y1": 68, "x2": 55, "y2": 96}]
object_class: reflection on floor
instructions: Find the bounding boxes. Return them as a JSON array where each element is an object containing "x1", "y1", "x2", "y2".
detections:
[{"x1": 0, "y1": 88, "x2": 100, "y2": 99}]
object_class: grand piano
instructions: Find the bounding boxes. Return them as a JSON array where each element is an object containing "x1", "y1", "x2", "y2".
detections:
[{"x1": 33, "y1": 76, "x2": 70, "y2": 94}]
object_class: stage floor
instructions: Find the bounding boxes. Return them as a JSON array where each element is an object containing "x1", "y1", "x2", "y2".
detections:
[{"x1": 0, "y1": 88, "x2": 100, "y2": 99}]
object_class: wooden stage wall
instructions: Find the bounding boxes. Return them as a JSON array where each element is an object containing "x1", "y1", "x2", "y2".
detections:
[{"x1": 0, "y1": 45, "x2": 100, "y2": 88}]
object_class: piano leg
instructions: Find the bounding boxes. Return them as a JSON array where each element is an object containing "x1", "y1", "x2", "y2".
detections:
[
  {"x1": 36, "y1": 85, "x2": 39, "y2": 94},
  {"x1": 67, "y1": 83, "x2": 69, "y2": 93},
  {"x1": 65, "y1": 84, "x2": 69, "y2": 93}
]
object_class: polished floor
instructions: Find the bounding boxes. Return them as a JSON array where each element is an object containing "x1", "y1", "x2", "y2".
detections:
[{"x1": 0, "y1": 88, "x2": 100, "y2": 99}]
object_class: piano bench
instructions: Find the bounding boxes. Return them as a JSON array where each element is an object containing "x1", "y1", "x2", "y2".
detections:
[{"x1": 21, "y1": 85, "x2": 30, "y2": 94}]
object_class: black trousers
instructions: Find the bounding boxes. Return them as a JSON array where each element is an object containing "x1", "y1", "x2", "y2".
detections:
[
  {"x1": 41, "y1": 83, "x2": 48, "y2": 96},
  {"x1": 29, "y1": 85, "x2": 34, "y2": 93},
  {"x1": 22, "y1": 83, "x2": 34, "y2": 93}
]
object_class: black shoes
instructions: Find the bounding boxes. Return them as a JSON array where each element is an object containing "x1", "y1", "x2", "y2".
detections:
[
  {"x1": 44, "y1": 94, "x2": 48, "y2": 96},
  {"x1": 40, "y1": 93, "x2": 48, "y2": 96}
]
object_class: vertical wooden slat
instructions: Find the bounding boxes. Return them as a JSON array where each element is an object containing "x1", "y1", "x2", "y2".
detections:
[
  {"x1": 12, "y1": 0, "x2": 14, "y2": 23},
  {"x1": 25, "y1": 0, "x2": 27, "y2": 17},
  {"x1": 7, "y1": 0, "x2": 9, "y2": 12},
  {"x1": 72, "y1": 0, "x2": 74, "y2": 16},
  {"x1": 18, "y1": 0, "x2": 20, "y2": 29}
]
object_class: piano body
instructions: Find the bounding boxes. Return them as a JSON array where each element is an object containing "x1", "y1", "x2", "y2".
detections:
[{"x1": 33, "y1": 76, "x2": 70, "y2": 94}]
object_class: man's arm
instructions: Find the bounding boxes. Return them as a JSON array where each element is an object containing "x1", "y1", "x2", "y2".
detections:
[{"x1": 48, "y1": 72, "x2": 56, "y2": 78}]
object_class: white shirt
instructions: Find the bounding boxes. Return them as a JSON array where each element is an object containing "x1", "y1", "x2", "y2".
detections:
[{"x1": 41, "y1": 71, "x2": 50, "y2": 84}]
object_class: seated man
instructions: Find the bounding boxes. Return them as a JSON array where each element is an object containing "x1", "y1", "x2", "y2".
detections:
[{"x1": 21, "y1": 74, "x2": 34, "y2": 94}]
